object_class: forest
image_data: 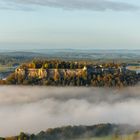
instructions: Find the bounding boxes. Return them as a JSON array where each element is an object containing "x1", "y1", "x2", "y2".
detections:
[{"x1": 1, "y1": 123, "x2": 140, "y2": 140}]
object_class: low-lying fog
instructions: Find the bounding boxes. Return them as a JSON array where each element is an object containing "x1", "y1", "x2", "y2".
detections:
[{"x1": 0, "y1": 86, "x2": 140, "y2": 137}]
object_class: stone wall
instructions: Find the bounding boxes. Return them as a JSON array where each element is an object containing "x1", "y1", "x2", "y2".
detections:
[{"x1": 15, "y1": 68, "x2": 87, "y2": 79}]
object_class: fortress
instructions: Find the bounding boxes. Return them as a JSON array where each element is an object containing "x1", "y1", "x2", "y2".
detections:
[
  {"x1": 15, "y1": 65, "x2": 128, "y2": 80},
  {"x1": 9, "y1": 63, "x2": 140, "y2": 86}
]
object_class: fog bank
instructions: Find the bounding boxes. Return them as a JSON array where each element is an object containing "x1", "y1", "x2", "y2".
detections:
[{"x1": 0, "y1": 86, "x2": 140, "y2": 136}]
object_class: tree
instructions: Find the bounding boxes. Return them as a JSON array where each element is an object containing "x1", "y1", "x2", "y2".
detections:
[
  {"x1": 6, "y1": 73, "x2": 17, "y2": 84},
  {"x1": 28, "y1": 62, "x2": 35, "y2": 69}
]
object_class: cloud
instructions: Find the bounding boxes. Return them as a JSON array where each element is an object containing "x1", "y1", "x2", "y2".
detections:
[
  {"x1": 0, "y1": 0, "x2": 34, "y2": 11},
  {"x1": 0, "y1": 86, "x2": 140, "y2": 137},
  {"x1": 2, "y1": 0, "x2": 140, "y2": 11}
]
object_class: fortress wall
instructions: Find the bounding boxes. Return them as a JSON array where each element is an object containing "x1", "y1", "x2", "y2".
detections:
[{"x1": 15, "y1": 68, "x2": 86, "y2": 79}]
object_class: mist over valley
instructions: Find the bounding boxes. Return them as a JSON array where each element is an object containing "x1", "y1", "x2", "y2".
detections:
[{"x1": 0, "y1": 86, "x2": 140, "y2": 137}]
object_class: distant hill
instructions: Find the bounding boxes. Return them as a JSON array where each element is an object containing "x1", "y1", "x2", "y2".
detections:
[
  {"x1": 0, "y1": 49, "x2": 140, "y2": 61},
  {"x1": 0, "y1": 51, "x2": 47, "y2": 58},
  {"x1": 2, "y1": 123, "x2": 140, "y2": 140}
]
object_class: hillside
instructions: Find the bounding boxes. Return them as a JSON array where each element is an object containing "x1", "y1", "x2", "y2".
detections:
[{"x1": 2, "y1": 124, "x2": 140, "y2": 140}]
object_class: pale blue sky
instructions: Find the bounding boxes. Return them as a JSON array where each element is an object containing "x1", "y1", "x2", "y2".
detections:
[{"x1": 0, "y1": 0, "x2": 140, "y2": 50}]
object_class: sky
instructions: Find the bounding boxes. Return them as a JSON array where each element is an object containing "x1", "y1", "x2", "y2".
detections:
[{"x1": 0, "y1": 0, "x2": 140, "y2": 50}]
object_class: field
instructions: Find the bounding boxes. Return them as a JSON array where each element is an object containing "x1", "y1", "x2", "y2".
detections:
[
  {"x1": 127, "y1": 66, "x2": 140, "y2": 71},
  {"x1": 0, "y1": 66, "x2": 13, "y2": 72}
]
